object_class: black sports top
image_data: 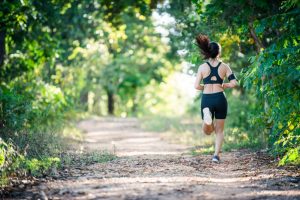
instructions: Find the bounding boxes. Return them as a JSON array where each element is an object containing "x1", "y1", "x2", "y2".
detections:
[{"x1": 203, "y1": 61, "x2": 224, "y2": 85}]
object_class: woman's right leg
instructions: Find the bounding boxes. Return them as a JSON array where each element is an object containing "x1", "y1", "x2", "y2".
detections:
[
  {"x1": 212, "y1": 92, "x2": 227, "y2": 162},
  {"x1": 201, "y1": 94, "x2": 214, "y2": 135},
  {"x1": 214, "y1": 119, "x2": 225, "y2": 156},
  {"x1": 202, "y1": 121, "x2": 214, "y2": 135}
]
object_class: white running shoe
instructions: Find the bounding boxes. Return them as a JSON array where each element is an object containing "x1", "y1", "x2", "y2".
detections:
[{"x1": 203, "y1": 107, "x2": 212, "y2": 125}]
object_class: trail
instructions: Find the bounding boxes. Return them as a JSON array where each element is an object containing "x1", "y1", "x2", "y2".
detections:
[{"x1": 7, "y1": 117, "x2": 300, "y2": 200}]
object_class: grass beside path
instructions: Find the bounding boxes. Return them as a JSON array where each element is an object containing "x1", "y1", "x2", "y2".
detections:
[
  {"x1": 139, "y1": 115, "x2": 264, "y2": 155},
  {"x1": 0, "y1": 117, "x2": 116, "y2": 191}
]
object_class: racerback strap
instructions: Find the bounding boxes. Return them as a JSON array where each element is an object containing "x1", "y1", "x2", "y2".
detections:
[{"x1": 203, "y1": 61, "x2": 224, "y2": 84}]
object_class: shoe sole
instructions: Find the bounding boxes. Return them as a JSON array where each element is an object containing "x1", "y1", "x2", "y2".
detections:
[{"x1": 203, "y1": 108, "x2": 212, "y2": 125}]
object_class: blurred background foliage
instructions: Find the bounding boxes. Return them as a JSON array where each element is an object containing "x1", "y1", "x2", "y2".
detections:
[{"x1": 0, "y1": 0, "x2": 299, "y2": 186}]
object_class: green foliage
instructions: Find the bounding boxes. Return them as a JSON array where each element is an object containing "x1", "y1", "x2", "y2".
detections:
[
  {"x1": 191, "y1": 146, "x2": 214, "y2": 156},
  {"x1": 0, "y1": 139, "x2": 61, "y2": 185},
  {"x1": 223, "y1": 92, "x2": 265, "y2": 149},
  {"x1": 279, "y1": 147, "x2": 300, "y2": 166},
  {"x1": 22, "y1": 157, "x2": 60, "y2": 177},
  {"x1": 243, "y1": 6, "x2": 300, "y2": 165},
  {"x1": 0, "y1": 86, "x2": 29, "y2": 134},
  {"x1": 0, "y1": 139, "x2": 21, "y2": 186},
  {"x1": 1, "y1": 0, "x2": 174, "y2": 186},
  {"x1": 0, "y1": 80, "x2": 67, "y2": 158},
  {"x1": 0, "y1": 135, "x2": 115, "y2": 186}
]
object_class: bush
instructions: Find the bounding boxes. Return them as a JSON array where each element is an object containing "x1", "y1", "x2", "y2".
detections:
[
  {"x1": 223, "y1": 91, "x2": 265, "y2": 150},
  {"x1": 0, "y1": 78, "x2": 68, "y2": 158},
  {"x1": 0, "y1": 139, "x2": 22, "y2": 186},
  {"x1": 0, "y1": 78, "x2": 70, "y2": 186},
  {"x1": 243, "y1": 12, "x2": 300, "y2": 165}
]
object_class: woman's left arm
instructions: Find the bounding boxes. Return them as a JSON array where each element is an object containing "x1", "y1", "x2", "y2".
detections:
[{"x1": 223, "y1": 64, "x2": 238, "y2": 89}]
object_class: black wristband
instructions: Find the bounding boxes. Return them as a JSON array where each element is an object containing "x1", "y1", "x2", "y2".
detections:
[{"x1": 228, "y1": 73, "x2": 236, "y2": 81}]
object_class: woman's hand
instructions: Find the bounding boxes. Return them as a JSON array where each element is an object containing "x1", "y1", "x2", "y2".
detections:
[
  {"x1": 222, "y1": 83, "x2": 228, "y2": 90},
  {"x1": 222, "y1": 81, "x2": 238, "y2": 89},
  {"x1": 195, "y1": 84, "x2": 204, "y2": 90}
]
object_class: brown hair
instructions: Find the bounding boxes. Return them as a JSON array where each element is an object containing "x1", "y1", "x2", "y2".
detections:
[{"x1": 195, "y1": 34, "x2": 220, "y2": 59}]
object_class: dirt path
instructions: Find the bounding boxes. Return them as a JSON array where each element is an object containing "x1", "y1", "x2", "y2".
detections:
[{"x1": 7, "y1": 117, "x2": 300, "y2": 199}]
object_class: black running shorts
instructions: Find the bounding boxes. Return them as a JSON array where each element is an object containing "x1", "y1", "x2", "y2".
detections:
[{"x1": 201, "y1": 92, "x2": 227, "y2": 120}]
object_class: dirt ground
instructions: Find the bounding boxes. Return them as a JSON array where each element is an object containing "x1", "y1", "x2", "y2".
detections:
[{"x1": 4, "y1": 117, "x2": 300, "y2": 200}]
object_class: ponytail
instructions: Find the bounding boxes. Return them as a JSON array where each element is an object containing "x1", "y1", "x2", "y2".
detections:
[
  {"x1": 195, "y1": 34, "x2": 220, "y2": 59},
  {"x1": 195, "y1": 34, "x2": 211, "y2": 59}
]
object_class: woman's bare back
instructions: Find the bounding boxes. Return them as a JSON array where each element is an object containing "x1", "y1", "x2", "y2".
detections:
[{"x1": 199, "y1": 61, "x2": 229, "y2": 94}]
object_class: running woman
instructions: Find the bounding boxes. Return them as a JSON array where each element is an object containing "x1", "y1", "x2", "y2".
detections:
[{"x1": 194, "y1": 34, "x2": 238, "y2": 163}]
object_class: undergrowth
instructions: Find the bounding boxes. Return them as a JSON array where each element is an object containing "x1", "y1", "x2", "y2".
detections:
[
  {"x1": 140, "y1": 92, "x2": 265, "y2": 157},
  {"x1": 0, "y1": 137, "x2": 116, "y2": 188}
]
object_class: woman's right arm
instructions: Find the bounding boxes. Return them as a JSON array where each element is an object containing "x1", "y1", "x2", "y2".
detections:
[{"x1": 194, "y1": 65, "x2": 204, "y2": 90}]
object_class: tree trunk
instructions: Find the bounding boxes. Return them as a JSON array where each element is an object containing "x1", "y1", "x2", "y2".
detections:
[
  {"x1": 131, "y1": 100, "x2": 138, "y2": 115},
  {"x1": 248, "y1": 21, "x2": 264, "y2": 53},
  {"x1": 107, "y1": 90, "x2": 115, "y2": 115},
  {"x1": 80, "y1": 91, "x2": 89, "y2": 111},
  {"x1": 0, "y1": 29, "x2": 6, "y2": 67}
]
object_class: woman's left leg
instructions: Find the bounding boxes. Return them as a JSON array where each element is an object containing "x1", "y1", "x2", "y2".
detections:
[{"x1": 214, "y1": 119, "x2": 225, "y2": 156}]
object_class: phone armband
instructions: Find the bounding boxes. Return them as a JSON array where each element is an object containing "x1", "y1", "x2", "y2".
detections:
[{"x1": 228, "y1": 73, "x2": 236, "y2": 81}]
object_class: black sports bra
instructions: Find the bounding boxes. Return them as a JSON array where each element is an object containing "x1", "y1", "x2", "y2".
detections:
[{"x1": 203, "y1": 62, "x2": 224, "y2": 85}]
